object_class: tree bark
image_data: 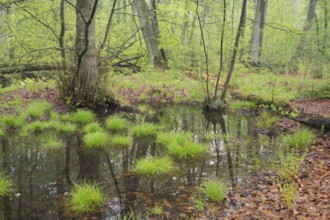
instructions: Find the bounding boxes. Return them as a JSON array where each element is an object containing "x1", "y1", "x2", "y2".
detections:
[
  {"x1": 73, "y1": 0, "x2": 99, "y2": 104},
  {"x1": 292, "y1": 0, "x2": 318, "y2": 60},
  {"x1": 249, "y1": 0, "x2": 268, "y2": 66},
  {"x1": 133, "y1": 0, "x2": 165, "y2": 69}
]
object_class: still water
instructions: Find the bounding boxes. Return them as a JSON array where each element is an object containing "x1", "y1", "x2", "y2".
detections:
[{"x1": 0, "y1": 105, "x2": 282, "y2": 219}]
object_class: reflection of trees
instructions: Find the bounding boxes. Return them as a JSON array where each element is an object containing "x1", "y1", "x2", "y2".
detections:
[{"x1": 1, "y1": 137, "x2": 12, "y2": 220}]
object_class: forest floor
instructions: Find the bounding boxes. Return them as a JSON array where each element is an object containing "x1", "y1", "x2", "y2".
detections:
[{"x1": 0, "y1": 73, "x2": 329, "y2": 219}]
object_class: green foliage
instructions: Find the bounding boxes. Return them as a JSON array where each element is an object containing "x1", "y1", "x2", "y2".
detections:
[
  {"x1": 132, "y1": 123, "x2": 158, "y2": 140},
  {"x1": 277, "y1": 152, "x2": 305, "y2": 181},
  {"x1": 256, "y1": 111, "x2": 279, "y2": 130},
  {"x1": 43, "y1": 135, "x2": 65, "y2": 150},
  {"x1": 105, "y1": 116, "x2": 128, "y2": 132},
  {"x1": 70, "y1": 110, "x2": 95, "y2": 124},
  {"x1": 67, "y1": 182, "x2": 105, "y2": 213},
  {"x1": 49, "y1": 121, "x2": 76, "y2": 133},
  {"x1": 284, "y1": 128, "x2": 315, "y2": 149},
  {"x1": 83, "y1": 122, "x2": 104, "y2": 133},
  {"x1": 0, "y1": 172, "x2": 12, "y2": 197},
  {"x1": 83, "y1": 131, "x2": 108, "y2": 149},
  {"x1": 111, "y1": 136, "x2": 131, "y2": 150},
  {"x1": 21, "y1": 121, "x2": 49, "y2": 135},
  {"x1": 26, "y1": 100, "x2": 52, "y2": 118},
  {"x1": 278, "y1": 183, "x2": 297, "y2": 210},
  {"x1": 0, "y1": 114, "x2": 26, "y2": 129},
  {"x1": 133, "y1": 157, "x2": 173, "y2": 176},
  {"x1": 151, "y1": 206, "x2": 163, "y2": 215},
  {"x1": 228, "y1": 100, "x2": 256, "y2": 111},
  {"x1": 201, "y1": 179, "x2": 227, "y2": 202}
]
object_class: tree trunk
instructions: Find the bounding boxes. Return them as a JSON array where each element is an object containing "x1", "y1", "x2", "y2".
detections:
[
  {"x1": 73, "y1": 0, "x2": 99, "y2": 104},
  {"x1": 220, "y1": 0, "x2": 248, "y2": 102},
  {"x1": 292, "y1": 0, "x2": 318, "y2": 60},
  {"x1": 249, "y1": 0, "x2": 268, "y2": 66},
  {"x1": 133, "y1": 0, "x2": 165, "y2": 69},
  {"x1": 323, "y1": 0, "x2": 328, "y2": 55}
]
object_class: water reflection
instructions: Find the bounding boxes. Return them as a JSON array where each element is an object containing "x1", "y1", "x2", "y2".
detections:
[{"x1": 0, "y1": 105, "x2": 281, "y2": 219}]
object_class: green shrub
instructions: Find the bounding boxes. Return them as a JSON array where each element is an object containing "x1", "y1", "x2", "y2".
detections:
[
  {"x1": 0, "y1": 172, "x2": 12, "y2": 197},
  {"x1": 83, "y1": 131, "x2": 108, "y2": 149},
  {"x1": 71, "y1": 110, "x2": 95, "y2": 124},
  {"x1": 67, "y1": 182, "x2": 105, "y2": 213},
  {"x1": 277, "y1": 152, "x2": 305, "y2": 181},
  {"x1": 83, "y1": 122, "x2": 104, "y2": 133},
  {"x1": 1, "y1": 114, "x2": 26, "y2": 129},
  {"x1": 111, "y1": 136, "x2": 131, "y2": 149},
  {"x1": 133, "y1": 157, "x2": 173, "y2": 176},
  {"x1": 49, "y1": 121, "x2": 76, "y2": 133},
  {"x1": 201, "y1": 179, "x2": 227, "y2": 202},
  {"x1": 278, "y1": 183, "x2": 297, "y2": 210},
  {"x1": 132, "y1": 123, "x2": 158, "y2": 140},
  {"x1": 284, "y1": 128, "x2": 315, "y2": 149},
  {"x1": 105, "y1": 116, "x2": 128, "y2": 132},
  {"x1": 26, "y1": 100, "x2": 52, "y2": 118}
]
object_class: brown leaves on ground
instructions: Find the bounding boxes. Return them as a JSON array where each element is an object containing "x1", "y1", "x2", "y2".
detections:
[{"x1": 291, "y1": 99, "x2": 330, "y2": 117}]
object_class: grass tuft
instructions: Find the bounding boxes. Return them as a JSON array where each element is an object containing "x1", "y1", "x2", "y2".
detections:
[
  {"x1": 277, "y1": 152, "x2": 305, "y2": 181},
  {"x1": 284, "y1": 128, "x2": 315, "y2": 149},
  {"x1": 201, "y1": 179, "x2": 227, "y2": 202},
  {"x1": 67, "y1": 182, "x2": 105, "y2": 213},
  {"x1": 133, "y1": 157, "x2": 174, "y2": 176},
  {"x1": 1, "y1": 114, "x2": 26, "y2": 129},
  {"x1": 70, "y1": 110, "x2": 95, "y2": 124},
  {"x1": 132, "y1": 123, "x2": 158, "y2": 140},
  {"x1": 228, "y1": 100, "x2": 257, "y2": 111},
  {"x1": 49, "y1": 121, "x2": 76, "y2": 133},
  {"x1": 26, "y1": 100, "x2": 52, "y2": 118},
  {"x1": 21, "y1": 121, "x2": 49, "y2": 135},
  {"x1": 83, "y1": 131, "x2": 108, "y2": 149},
  {"x1": 111, "y1": 136, "x2": 131, "y2": 150},
  {"x1": 256, "y1": 111, "x2": 278, "y2": 130},
  {"x1": 105, "y1": 116, "x2": 128, "y2": 132},
  {"x1": 278, "y1": 182, "x2": 297, "y2": 210},
  {"x1": 83, "y1": 122, "x2": 104, "y2": 133},
  {"x1": 0, "y1": 172, "x2": 12, "y2": 197}
]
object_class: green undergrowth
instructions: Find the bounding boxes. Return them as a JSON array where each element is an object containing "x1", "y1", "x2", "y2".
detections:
[
  {"x1": 255, "y1": 111, "x2": 279, "y2": 130},
  {"x1": 0, "y1": 172, "x2": 12, "y2": 197},
  {"x1": 83, "y1": 122, "x2": 104, "y2": 133},
  {"x1": 110, "y1": 70, "x2": 204, "y2": 104},
  {"x1": 105, "y1": 115, "x2": 128, "y2": 133},
  {"x1": 201, "y1": 179, "x2": 227, "y2": 203},
  {"x1": 228, "y1": 100, "x2": 257, "y2": 111},
  {"x1": 284, "y1": 128, "x2": 315, "y2": 149},
  {"x1": 111, "y1": 136, "x2": 131, "y2": 150},
  {"x1": 83, "y1": 131, "x2": 108, "y2": 149},
  {"x1": 133, "y1": 156, "x2": 174, "y2": 177},
  {"x1": 26, "y1": 100, "x2": 52, "y2": 118},
  {"x1": 67, "y1": 182, "x2": 105, "y2": 214},
  {"x1": 70, "y1": 110, "x2": 95, "y2": 124},
  {"x1": 132, "y1": 123, "x2": 158, "y2": 141}
]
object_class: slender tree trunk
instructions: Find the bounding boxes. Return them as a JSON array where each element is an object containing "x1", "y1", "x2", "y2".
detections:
[
  {"x1": 73, "y1": 0, "x2": 99, "y2": 104},
  {"x1": 323, "y1": 0, "x2": 328, "y2": 55},
  {"x1": 133, "y1": 0, "x2": 165, "y2": 69},
  {"x1": 292, "y1": 0, "x2": 318, "y2": 60},
  {"x1": 249, "y1": 0, "x2": 268, "y2": 66},
  {"x1": 221, "y1": 0, "x2": 248, "y2": 101}
]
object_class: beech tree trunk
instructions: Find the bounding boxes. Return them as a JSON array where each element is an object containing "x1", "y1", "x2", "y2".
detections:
[
  {"x1": 133, "y1": 0, "x2": 165, "y2": 69},
  {"x1": 249, "y1": 0, "x2": 268, "y2": 66},
  {"x1": 73, "y1": 0, "x2": 99, "y2": 104},
  {"x1": 292, "y1": 0, "x2": 318, "y2": 60}
]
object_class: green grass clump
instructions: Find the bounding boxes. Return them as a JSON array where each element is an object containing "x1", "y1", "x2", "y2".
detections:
[
  {"x1": 284, "y1": 128, "x2": 315, "y2": 149},
  {"x1": 256, "y1": 111, "x2": 279, "y2": 130},
  {"x1": 49, "y1": 121, "x2": 76, "y2": 133},
  {"x1": 26, "y1": 100, "x2": 52, "y2": 118},
  {"x1": 43, "y1": 135, "x2": 65, "y2": 150},
  {"x1": 83, "y1": 131, "x2": 108, "y2": 149},
  {"x1": 133, "y1": 157, "x2": 174, "y2": 176},
  {"x1": 201, "y1": 179, "x2": 227, "y2": 202},
  {"x1": 105, "y1": 116, "x2": 128, "y2": 132},
  {"x1": 132, "y1": 123, "x2": 158, "y2": 140},
  {"x1": 70, "y1": 110, "x2": 95, "y2": 124},
  {"x1": 21, "y1": 121, "x2": 49, "y2": 134},
  {"x1": 83, "y1": 122, "x2": 104, "y2": 133},
  {"x1": 0, "y1": 172, "x2": 12, "y2": 197},
  {"x1": 111, "y1": 136, "x2": 131, "y2": 149},
  {"x1": 277, "y1": 152, "x2": 305, "y2": 181},
  {"x1": 0, "y1": 127, "x2": 4, "y2": 136},
  {"x1": 67, "y1": 182, "x2": 105, "y2": 213},
  {"x1": 278, "y1": 183, "x2": 297, "y2": 210},
  {"x1": 1, "y1": 114, "x2": 26, "y2": 129},
  {"x1": 229, "y1": 100, "x2": 256, "y2": 111}
]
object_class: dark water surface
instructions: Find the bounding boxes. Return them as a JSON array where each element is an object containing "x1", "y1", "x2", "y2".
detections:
[{"x1": 0, "y1": 105, "x2": 282, "y2": 219}]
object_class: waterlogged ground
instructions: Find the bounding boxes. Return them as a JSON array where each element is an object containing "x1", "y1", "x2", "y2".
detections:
[{"x1": 0, "y1": 105, "x2": 291, "y2": 219}]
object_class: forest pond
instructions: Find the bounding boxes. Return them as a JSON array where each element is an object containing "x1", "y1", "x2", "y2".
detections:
[{"x1": 0, "y1": 105, "x2": 285, "y2": 219}]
